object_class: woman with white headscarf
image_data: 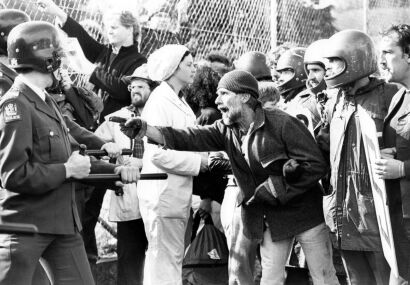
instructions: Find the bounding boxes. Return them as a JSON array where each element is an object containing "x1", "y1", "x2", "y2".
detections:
[{"x1": 138, "y1": 44, "x2": 208, "y2": 285}]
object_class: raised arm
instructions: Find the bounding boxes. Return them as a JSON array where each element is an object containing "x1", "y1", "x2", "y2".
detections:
[{"x1": 38, "y1": 0, "x2": 104, "y2": 63}]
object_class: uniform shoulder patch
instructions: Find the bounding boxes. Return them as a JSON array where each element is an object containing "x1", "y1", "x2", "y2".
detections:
[
  {"x1": 3, "y1": 101, "x2": 21, "y2": 123},
  {"x1": 0, "y1": 88, "x2": 21, "y2": 123}
]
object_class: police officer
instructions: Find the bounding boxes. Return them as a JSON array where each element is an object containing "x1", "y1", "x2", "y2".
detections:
[
  {"x1": 0, "y1": 9, "x2": 30, "y2": 96},
  {"x1": 0, "y1": 21, "x2": 138, "y2": 285},
  {"x1": 319, "y1": 29, "x2": 398, "y2": 285}
]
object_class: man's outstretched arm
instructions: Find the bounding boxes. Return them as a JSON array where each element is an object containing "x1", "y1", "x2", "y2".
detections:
[
  {"x1": 120, "y1": 117, "x2": 225, "y2": 152},
  {"x1": 121, "y1": 117, "x2": 165, "y2": 144}
]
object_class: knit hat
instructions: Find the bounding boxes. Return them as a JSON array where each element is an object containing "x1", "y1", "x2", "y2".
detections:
[
  {"x1": 147, "y1": 44, "x2": 189, "y2": 81},
  {"x1": 217, "y1": 70, "x2": 259, "y2": 99}
]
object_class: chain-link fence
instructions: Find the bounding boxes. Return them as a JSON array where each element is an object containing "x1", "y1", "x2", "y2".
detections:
[
  {"x1": 3, "y1": 0, "x2": 409, "y2": 62},
  {"x1": 3, "y1": 0, "x2": 272, "y2": 61}
]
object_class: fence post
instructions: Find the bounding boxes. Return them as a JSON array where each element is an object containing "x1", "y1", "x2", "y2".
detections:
[
  {"x1": 271, "y1": 0, "x2": 277, "y2": 50},
  {"x1": 363, "y1": 0, "x2": 369, "y2": 33}
]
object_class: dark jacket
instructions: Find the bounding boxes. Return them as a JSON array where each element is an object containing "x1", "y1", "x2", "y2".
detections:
[
  {"x1": 0, "y1": 78, "x2": 115, "y2": 234},
  {"x1": 0, "y1": 62, "x2": 17, "y2": 97},
  {"x1": 292, "y1": 89, "x2": 321, "y2": 129},
  {"x1": 193, "y1": 107, "x2": 226, "y2": 204},
  {"x1": 159, "y1": 106, "x2": 327, "y2": 240},
  {"x1": 62, "y1": 17, "x2": 147, "y2": 120},
  {"x1": 322, "y1": 77, "x2": 398, "y2": 251},
  {"x1": 382, "y1": 88, "x2": 410, "y2": 278},
  {"x1": 384, "y1": 88, "x2": 410, "y2": 219}
]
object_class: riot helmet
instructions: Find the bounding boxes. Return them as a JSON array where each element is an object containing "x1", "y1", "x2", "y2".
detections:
[
  {"x1": 0, "y1": 9, "x2": 30, "y2": 56},
  {"x1": 7, "y1": 21, "x2": 62, "y2": 73}
]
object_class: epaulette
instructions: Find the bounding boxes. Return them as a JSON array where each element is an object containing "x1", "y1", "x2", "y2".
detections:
[{"x1": 0, "y1": 87, "x2": 20, "y2": 106}]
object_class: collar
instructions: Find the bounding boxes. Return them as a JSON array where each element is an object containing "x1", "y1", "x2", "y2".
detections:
[
  {"x1": 236, "y1": 105, "x2": 265, "y2": 136},
  {"x1": 307, "y1": 79, "x2": 327, "y2": 96},
  {"x1": 162, "y1": 82, "x2": 191, "y2": 109},
  {"x1": 354, "y1": 76, "x2": 385, "y2": 96},
  {"x1": 111, "y1": 43, "x2": 140, "y2": 55},
  {"x1": 252, "y1": 105, "x2": 266, "y2": 131},
  {"x1": 0, "y1": 61, "x2": 17, "y2": 81},
  {"x1": 126, "y1": 104, "x2": 141, "y2": 116},
  {"x1": 16, "y1": 75, "x2": 46, "y2": 101}
]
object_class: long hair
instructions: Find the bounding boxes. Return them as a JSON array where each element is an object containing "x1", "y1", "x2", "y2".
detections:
[{"x1": 184, "y1": 65, "x2": 221, "y2": 112}]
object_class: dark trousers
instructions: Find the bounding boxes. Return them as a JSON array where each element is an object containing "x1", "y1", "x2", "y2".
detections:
[
  {"x1": 117, "y1": 219, "x2": 148, "y2": 285},
  {"x1": 0, "y1": 232, "x2": 94, "y2": 285},
  {"x1": 391, "y1": 212, "x2": 410, "y2": 282},
  {"x1": 81, "y1": 186, "x2": 107, "y2": 261},
  {"x1": 340, "y1": 250, "x2": 390, "y2": 285}
]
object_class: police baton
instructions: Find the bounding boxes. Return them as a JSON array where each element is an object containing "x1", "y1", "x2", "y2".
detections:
[{"x1": 0, "y1": 222, "x2": 38, "y2": 235}]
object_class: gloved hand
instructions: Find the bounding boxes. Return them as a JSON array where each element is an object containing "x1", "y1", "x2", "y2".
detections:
[
  {"x1": 374, "y1": 158, "x2": 405, "y2": 180},
  {"x1": 283, "y1": 159, "x2": 303, "y2": 181},
  {"x1": 245, "y1": 184, "x2": 278, "y2": 207},
  {"x1": 120, "y1": 117, "x2": 146, "y2": 139}
]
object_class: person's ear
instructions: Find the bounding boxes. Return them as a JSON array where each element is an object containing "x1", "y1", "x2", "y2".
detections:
[{"x1": 240, "y1": 93, "x2": 251, "y2": 102}]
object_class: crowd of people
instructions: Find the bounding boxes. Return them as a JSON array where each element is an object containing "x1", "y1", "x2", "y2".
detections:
[{"x1": 0, "y1": 1, "x2": 410, "y2": 285}]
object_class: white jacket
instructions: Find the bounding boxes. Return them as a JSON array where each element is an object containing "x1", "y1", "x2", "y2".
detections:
[
  {"x1": 137, "y1": 82, "x2": 201, "y2": 219},
  {"x1": 94, "y1": 107, "x2": 143, "y2": 221}
]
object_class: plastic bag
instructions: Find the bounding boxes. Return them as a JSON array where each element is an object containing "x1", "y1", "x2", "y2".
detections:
[{"x1": 182, "y1": 213, "x2": 229, "y2": 285}]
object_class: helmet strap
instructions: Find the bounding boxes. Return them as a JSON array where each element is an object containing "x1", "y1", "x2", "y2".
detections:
[{"x1": 49, "y1": 69, "x2": 61, "y2": 91}]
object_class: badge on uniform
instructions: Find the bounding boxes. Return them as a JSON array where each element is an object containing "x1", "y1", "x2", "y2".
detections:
[{"x1": 3, "y1": 102, "x2": 21, "y2": 123}]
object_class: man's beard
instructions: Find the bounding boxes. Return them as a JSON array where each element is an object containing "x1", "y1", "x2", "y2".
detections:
[
  {"x1": 307, "y1": 79, "x2": 319, "y2": 88},
  {"x1": 222, "y1": 106, "x2": 241, "y2": 126},
  {"x1": 131, "y1": 93, "x2": 145, "y2": 108}
]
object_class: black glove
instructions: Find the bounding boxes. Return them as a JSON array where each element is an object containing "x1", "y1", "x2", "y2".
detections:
[
  {"x1": 283, "y1": 159, "x2": 303, "y2": 181},
  {"x1": 245, "y1": 185, "x2": 278, "y2": 207},
  {"x1": 119, "y1": 117, "x2": 144, "y2": 139}
]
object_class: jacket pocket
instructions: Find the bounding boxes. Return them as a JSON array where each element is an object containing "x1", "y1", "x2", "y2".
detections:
[
  {"x1": 260, "y1": 153, "x2": 289, "y2": 173},
  {"x1": 35, "y1": 127, "x2": 66, "y2": 162}
]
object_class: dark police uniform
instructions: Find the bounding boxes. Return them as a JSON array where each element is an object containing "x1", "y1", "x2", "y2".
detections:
[
  {"x1": 0, "y1": 76, "x2": 111, "y2": 285},
  {"x1": 0, "y1": 62, "x2": 16, "y2": 97}
]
